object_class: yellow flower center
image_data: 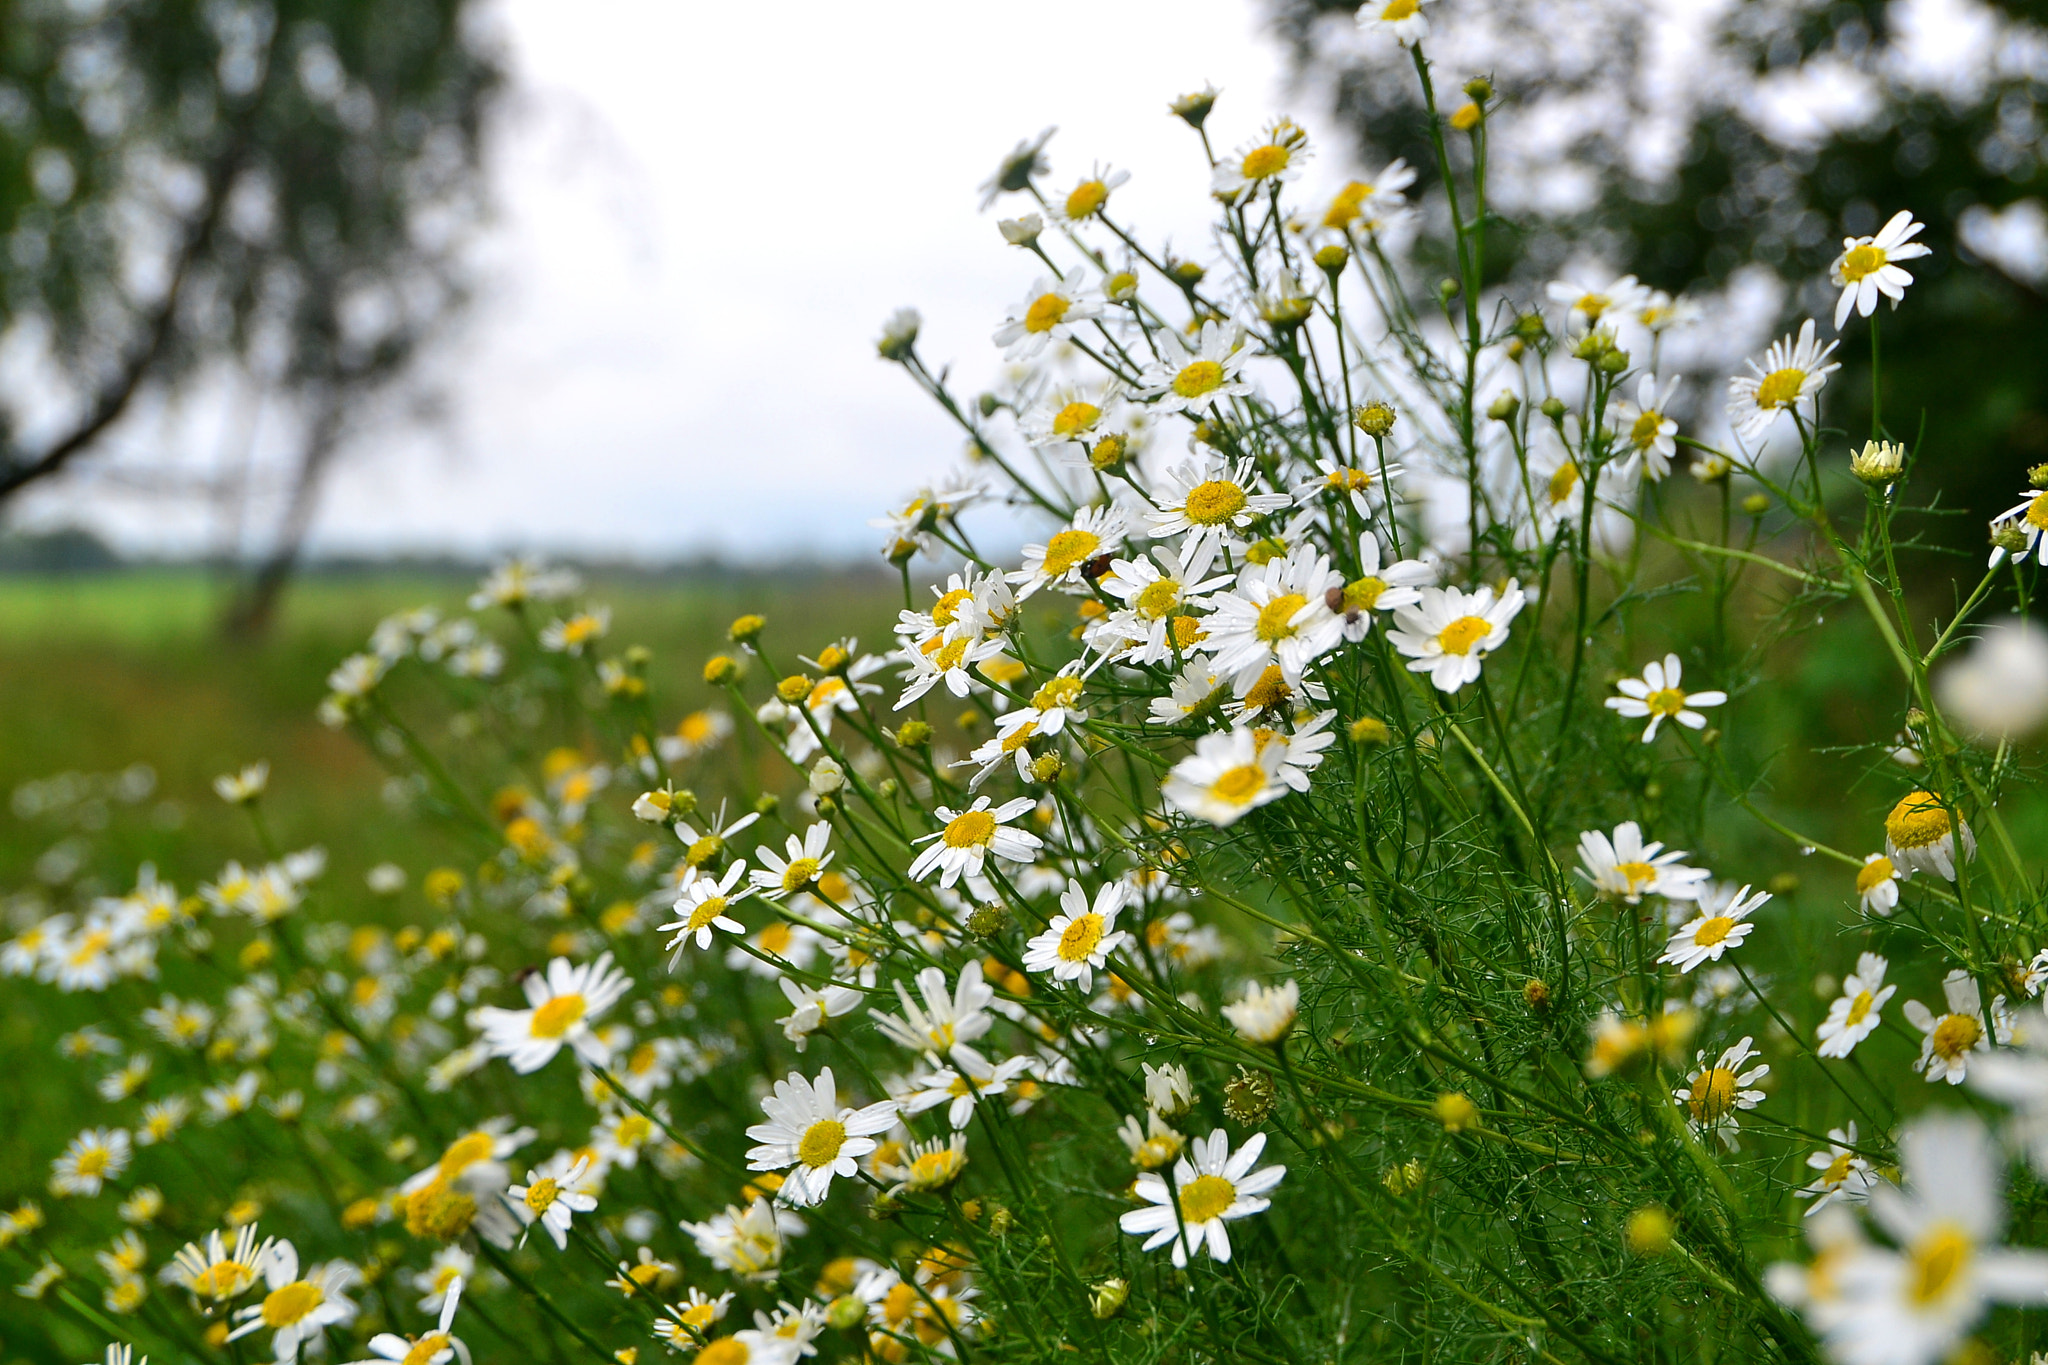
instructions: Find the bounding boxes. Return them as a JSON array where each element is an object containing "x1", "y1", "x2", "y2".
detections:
[
  {"x1": 1057, "y1": 913, "x2": 1106, "y2": 963},
  {"x1": 1033, "y1": 675, "x2": 1084, "y2": 711},
  {"x1": 1135, "y1": 1133, "x2": 1181, "y2": 1168},
  {"x1": 1170, "y1": 615, "x2": 1207, "y2": 650},
  {"x1": 1687, "y1": 1067, "x2": 1738, "y2": 1124},
  {"x1": 1753, "y1": 367, "x2": 1806, "y2": 411},
  {"x1": 1885, "y1": 791, "x2": 1952, "y2": 850},
  {"x1": 1183, "y1": 478, "x2": 1247, "y2": 525},
  {"x1": 685, "y1": 834, "x2": 723, "y2": 867},
  {"x1": 1179, "y1": 1173, "x2": 1237, "y2": 1223},
  {"x1": 439, "y1": 1130, "x2": 498, "y2": 1179},
  {"x1": 1207, "y1": 764, "x2": 1267, "y2": 806},
  {"x1": 1909, "y1": 1225, "x2": 1972, "y2": 1305},
  {"x1": 779, "y1": 859, "x2": 820, "y2": 894},
  {"x1": 932, "y1": 588, "x2": 973, "y2": 627},
  {"x1": 400, "y1": 1333, "x2": 451, "y2": 1365},
  {"x1": 1053, "y1": 401, "x2": 1101, "y2": 437},
  {"x1": 1844, "y1": 990, "x2": 1875, "y2": 1027},
  {"x1": 1434, "y1": 616, "x2": 1492, "y2": 656},
  {"x1": 943, "y1": 810, "x2": 999, "y2": 848},
  {"x1": 1574, "y1": 291, "x2": 1609, "y2": 319},
  {"x1": 1821, "y1": 1150, "x2": 1856, "y2": 1186},
  {"x1": 1547, "y1": 460, "x2": 1580, "y2": 506},
  {"x1": 930, "y1": 638, "x2": 968, "y2": 671},
  {"x1": 1242, "y1": 664, "x2": 1292, "y2": 713},
  {"x1": 808, "y1": 677, "x2": 847, "y2": 710},
  {"x1": 1023, "y1": 292, "x2": 1069, "y2": 334},
  {"x1": 74, "y1": 1146, "x2": 110, "y2": 1177},
  {"x1": 1856, "y1": 857, "x2": 1895, "y2": 892},
  {"x1": 1065, "y1": 180, "x2": 1109, "y2": 220},
  {"x1": 1001, "y1": 721, "x2": 1038, "y2": 754},
  {"x1": 1630, "y1": 410, "x2": 1665, "y2": 449},
  {"x1": 696, "y1": 1339, "x2": 749, "y2": 1365},
  {"x1": 529, "y1": 993, "x2": 587, "y2": 1040},
  {"x1": 1839, "y1": 243, "x2": 1887, "y2": 282},
  {"x1": 261, "y1": 1280, "x2": 325, "y2": 1327},
  {"x1": 1241, "y1": 145, "x2": 1290, "y2": 179},
  {"x1": 908, "y1": 1147, "x2": 965, "y2": 1189},
  {"x1": 1644, "y1": 687, "x2": 1687, "y2": 717},
  {"x1": 1174, "y1": 360, "x2": 1226, "y2": 400},
  {"x1": 1691, "y1": 916, "x2": 1736, "y2": 948},
  {"x1": 798, "y1": 1119, "x2": 847, "y2": 1169},
  {"x1": 614, "y1": 1114, "x2": 654, "y2": 1148},
  {"x1": 524, "y1": 1177, "x2": 560, "y2": 1214},
  {"x1": 686, "y1": 897, "x2": 729, "y2": 933},
  {"x1": 1931, "y1": 1013, "x2": 1983, "y2": 1062},
  {"x1": 1041, "y1": 528, "x2": 1102, "y2": 578},
  {"x1": 758, "y1": 921, "x2": 795, "y2": 955},
  {"x1": 562, "y1": 615, "x2": 602, "y2": 645},
  {"x1": 1254, "y1": 593, "x2": 1309, "y2": 643},
  {"x1": 1616, "y1": 860, "x2": 1658, "y2": 893},
  {"x1": 1089, "y1": 432, "x2": 1127, "y2": 469},
  {"x1": 2028, "y1": 492, "x2": 2048, "y2": 530},
  {"x1": 1135, "y1": 578, "x2": 1181, "y2": 619},
  {"x1": 191, "y1": 1260, "x2": 256, "y2": 1300},
  {"x1": 1324, "y1": 181, "x2": 1370, "y2": 229},
  {"x1": 680, "y1": 1301, "x2": 720, "y2": 1329}
]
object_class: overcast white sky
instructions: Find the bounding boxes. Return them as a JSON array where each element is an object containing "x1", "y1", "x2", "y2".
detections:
[{"x1": 18, "y1": 0, "x2": 1344, "y2": 565}]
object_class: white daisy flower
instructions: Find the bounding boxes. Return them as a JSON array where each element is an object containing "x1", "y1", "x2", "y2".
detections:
[
  {"x1": 228, "y1": 1242, "x2": 360, "y2": 1361},
  {"x1": 1610, "y1": 374, "x2": 1682, "y2": 480},
  {"x1": 1162, "y1": 727, "x2": 1290, "y2": 827},
  {"x1": 508, "y1": 1156, "x2": 597, "y2": 1251},
  {"x1": 1089, "y1": 550, "x2": 1232, "y2": 665},
  {"x1": 1119, "y1": 1129, "x2": 1286, "y2": 1266},
  {"x1": 744, "y1": 1068, "x2": 898, "y2": 1207},
  {"x1": 1200, "y1": 545, "x2": 1345, "y2": 690},
  {"x1": 1222, "y1": 979, "x2": 1299, "y2": 1044},
  {"x1": 1727, "y1": 319, "x2": 1839, "y2": 445},
  {"x1": 1387, "y1": 580, "x2": 1527, "y2": 694},
  {"x1": 538, "y1": 608, "x2": 609, "y2": 657},
  {"x1": 1293, "y1": 454, "x2": 1404, "y2": 517},
  {"x1": 681, "y1": 1198, "x2": 803, "y2": 1282},
  {"x1": 1800, "y1": 1124, "x2": 1878, "y2": 1216},
  {"x1": 1803, "y1": 1113, "x2": 2048, "y2": 1365},
  {"x1": 1331, "y1": 534, "x2": 1432, "y2": 642},
  {"x1": 907, "y1": 797, "x2": 1042, "y2": 888},
  {"x1": 1818, "y1": 953, "x2": 1896, "y2": 1059},
  {"x1": 897, "y1": 1050, "x2": 1035, "y2": 1130},
  {"x1": 673, "y1": 804, "x2": 762, "y2": 869},
  {"x1": 1148, "y1": 662, "x2": 1229, "y2": 726},
  {"x1": 1905, "y1": 969, "x2": 2009, "y2": 1085},
  {"x1": 1883, "y1": 789, "x2": 1976, "y2": 882},
  {"x1": 409, "y1": 1248, "x2": 471, "y2": 1314},
  {"x1": 1658, "y1": 884, "x2": 1769, "y2": 974},
  {"x1": 1148, "y1": 454, "x2": 1293, "y2": 576},
  {"x1": 1831, "y1": 210, "x2": 1931, "y2": 329},
  {"x1": 1010, "y1": 504, "x2": 1128, "y2": 599},
  {"x1": 894, "y1": 630, "x2": 1007, "y2": 709},
  {"x1": 775, "y1": 977, "x2": 863, "y2": 1052},
  {"x1": 1605, "y1": 653, "x2": 1726, "y2": 741},
  {"x1": 1119, "y1": 1111, "x2": 1186, "y2": 1170},
  {"x1": 1577, "y1": 820, "x2": 1710, "y2": 904},
  {"x1": 1317, "y1": 159, "x2": 1417, "y2": 236},
  {"x1": 50, "y1": 1128, "x2": 130, "y2": 1198},
  {"x1": 1050, "y1": 163, "x2": 1130, "y2": 224},
  {"x1": 1022, "y1": 880, "x2": 1131, "y2": 992},
  {"x1": 1140, "y1": 318, "x2": 1255, "y2": 418},
  {"x1": 345, "y1": 1275, "x2": 465, "y2": 1365},
  {"x1": 1673, "y1": 1035, "x2": 1768, "y2": 1150},
  {"x1": 475, "y1": 953, "x2": 632, "y2": 1074},
  {"x1": 1987, "y1": 487, "x2": 2048, "y2": 568},
  {"x1": 1356, "y1": 0, "x2": 1435, "y2": 45},
  {"x1": 660, "y1": 862, "x2": 751, "y2": 962},
  {"x1": 993, "y1": 274, "x2": 1103, "y2": 359},
  {"x1": 1021, "y1": 380, "x2": 1125, "y2": 452},
  {"x1": 1210, "y1": 119, "x2": 1310, "y2": 203},
  {"x1": 1545, "y1": 273, "x2": 1646, "y2": 331},
  {"x1": 750, "y1": 823, "x2": 836, "y2": 901},
  {"x1": 1855, "y1": 854, "x2": 1901, "y2": 916}
]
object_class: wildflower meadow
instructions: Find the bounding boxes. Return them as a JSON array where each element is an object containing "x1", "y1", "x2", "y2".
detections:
[{"x1": 9, "y1": 9, "x2": 2048, "y2": 1365}]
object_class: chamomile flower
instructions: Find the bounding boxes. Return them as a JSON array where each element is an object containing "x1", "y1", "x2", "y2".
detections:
[
  {"x1": 1200, "y1": 545, "x2": 1345, "y2": 689},
  {"x1": 873, "y1": 961, "x2": 996, "y2": 1059},
  {"x1": 744, "y1": 1068, "x2": 899, "y2": 1207},
  {"x1": 51, "y1": 1128, "x2": 129, "y2": 1198},
  {"x1": 993, "y1": 275, "x2": 1102, "y2": 359},
  {"x1": 213, "y1": 762, "x2": 269, "y2": 805},
  {"x1": 1905, "y1": 969, "x2": 2009, "y2": 1085},
  {"x1": 1148, "y1": 454, "x2": 1293, "y2": 576},
  {"x1": 343, "y1": 1276, "x2": 464, "y2": 1365},
  {"x1": 660, "y1": 863, "x2": 751, "y2": 960},
  {"x1": 750, "y1": 823, "x2": 836, "y2": 901},
  {"x1": 1856, "y1": 854, "x2": 1901, "y2": 915},
  {"x1": 1050, "y1": 163, "x2": 1129, "y2": 224},
  {"x1": 682, "y1": 1198, "x2": 802, "y2": 1282},
  {"x1": 1577, "y1": 821, "x2": 1710, "y2": 904},
  {"x1": 1140, "y1": 318, "x2": 1255, "y2": 418},
  {"x1": 1883, "y1": 790, "x2": 1976, "y2": 881},
  {"x1": 1987, "y1": 487, "x2": 2048, "y2": 568},
  {"x1": 410, "y1": 1248, "x2": 471, "y2": 1314},
  {"x1": 227, "y1": 1242, "x2": 360, "y2": 1361},
  {"x1": 1119, "y1": 1129, "x2": 1286, "y2": 1266},
  {"x1": 1727, "y1": 319, "x2": 1839, "y2": 445},
  {"x1": 1674, "y1": 1036, "x2": 1769, "y2": 1150},
  {"x1": 1089, "y1": 550, "x2": 1231, "y2": 665},
  {"x1": 1658, "y1": 884, "x2": 1769, "y2": 973},
  {"x1": 1022, "y1": 880, "x2": 1131, "y2": 992},
  {"x1": 1318, "y1": 160, "x2": 1416, "y2": 235},
  {"x1": 538, "y1": 608, "x2": 610, "y2": 657},
  {"x1": 170, "y1": 1225, "x2": 270, "y2": 1304},
  {"x1": 1010, "y1": 505, "x2": 1127, "y2": 599},
  {"x1": 1831, "y1": 211, "x2": 1931, "y2": 328},
  {"x1": 775, "y1": 976, "x2": 863, "y2": 1051},
  {"x1": 1021, "y1": 380, "x2": 1124, "y2": 453},
  {"x1": 1545, "y1": 273, "x2": 1646, "y2": 331},
  {"x1": 898, "y1": 1051, "x2": 1035, "y2": 1130},
  {"x1": 1388, "y1": 580, "x2": 1526, "y2": 694},
  {"x1": 978, "y1": 126, "x2": 1054, "y2": 210},
  {"x1": 1610, "y1": 374, "x2": 1682, "y2": 480},
  {"x1": 1797, "y1": 1123, "x2": 1879, "y2": 1217},
  {"x1": 908, "y1": 797, "x2": 1042, "y2": 888},
  {"x1": 658, "y1": 708, "x2": 734, "y2": 764},
  {"x1": 1119, "y1": 1112, "x2": 1186, "y2": 1169},
  {"x1": 1605, "y1": 654, "x2": 1726, "y2": 741},
  {"x1": 508, "y1": 1154, "x2": 597, "y2": 1251},
  {"x1": 1222, "y1": 979, "x2": 1299, "y2": 1044},
  {"x1": 1818, "y1": 953, "x2": 1896, "y2": 1058},
  {"x1": 1162, "y1": 726, "x2": 1290, "y2": 827},
  {"x1": 475, "y1": 952, "x2": 632, "y2": 1074},
  {"x1": 1356, "y1": 0, "x2": 1435, "y2": 45},
  {"x1": 1211, "y1": 119, "x2": 1310, "y2": 203}
]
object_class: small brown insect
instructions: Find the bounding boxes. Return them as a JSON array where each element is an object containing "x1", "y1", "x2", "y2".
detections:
[{"x1": 1082, "y1": 554, "x2": 1115, "y2": 581}]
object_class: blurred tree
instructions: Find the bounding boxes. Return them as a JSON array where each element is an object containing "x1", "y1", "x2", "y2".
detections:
[
  {"x1": 0, "y1": 0, "x2": 502, "y2": 630},
  {"x1": 1268, "y1": 0, "x2": 2048, "y2": 538}
]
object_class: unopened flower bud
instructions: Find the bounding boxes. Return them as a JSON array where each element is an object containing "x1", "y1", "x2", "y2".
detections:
[
  {"x1": 1522, "y1": 978, "x2": 1551, "y2": 1011},
  {"x1": 1768, "y1": 872, "x2": 1800, "y2": 896},
  {"x1": 875, "y1": 308, "x2": 920, "y2": 361},
  {"x1": 1486, "y1": 390, "x2": 1520, "y2": 423},
  {"x1": 1514, "y1": 313, "x2": 1548, "y2": 343},
  {"x1": 1030, "y1": 752, "x2": 1063, "y2": 784},
  {"x1": 1992, "y1": 521, "x2": 2032, "y2": 554},
  {"x1": 752, "y1": 792, "x2": 780, "y2": 818},
  {"x1": 1433, "y1": 1091, "x2": 1480, "y2": 1133},
  {"x1": 702, "y1": 654, "x2": 740, "y2": 686},
  {"x1": 999, "y1": 213, "x2": 1042, "y2": 246},
  {"x1": 1463, "y1": 76, "x2": 1493, "y2": 101},
  {"x1": 894, "y1": 719, "x2": 932, "y2": 748},
  {"x1": 1597, "y1": 348, "x2": 1629, "y2": 373},
  {"x1": 966, "y1": 904, "x2": 1010, "y2": 938},
  {"x1": 1626, "y1": 1206, "x2": 1674, "y2": 1257},
  {"x1": 977, "y1": 392, "x2": 1001, "y2": 418},
  {"x1": 826, "y1": 1295, "x2": 866, "y2": 1331},
  {"x1": 1170, "y1": 258, "x2": 1207, "y2": 286},
  {"x1": 1742, "y1": 493, "x2": 1771, "y2": 517},
  {"x1": 1169, "y1": 86, "x2": 1218, "y2": 129},
  {"x1": 1851, "y1": 439, "x2": 1906, "y2": 486},
  {"x1": 1449, "y1": 102, "x2": 1481, "y2": 131},
  {"x1": 728, "y1": 614, "x2": 765, "y2": 644},
  {"x1": 1539, "y1": 397, "x2": 1567, "y2": 421},
  {"x1": 1091, "y1": 1277, "x2": 1130, "y2": 1319},
  {"x1": 1313, "y1": 243, "x2": 1349, "y2": 274},
  {"x1": 1348, "y1": 716, "x2": 1391, "y2": 746},
  {"x1": 1437, "y1": 277, "x2": 1460, "y2": 302},
  {"x1": 808, "y1": 758, "x2": 845, "y2": 796},
  {"x1": 1353, "y1": 401, "x2": 1397, "y2": 437}
]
